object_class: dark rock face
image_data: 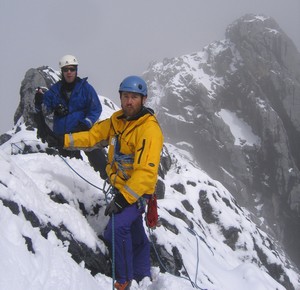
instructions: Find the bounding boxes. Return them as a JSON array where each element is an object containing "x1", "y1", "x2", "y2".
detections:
[
  {"x1": 14, "y1": 66, "x2": 60, "y2": 127},
  {"x1": 0, "y1": 194, "x2": 111, "y2": 276},
  {"x1": 144, "y1": 14, "x2": 300, "y2": 267}
]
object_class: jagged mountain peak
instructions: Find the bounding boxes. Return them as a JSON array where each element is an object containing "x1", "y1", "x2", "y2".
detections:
[
  {"x1": 144, "y1": 13, "x2": 300, "y2": 271},
  {"x1": 226, "y1": 13, "x2": 300, "y2": 78},
  {"x1": 226, "y1": 13, "x2": 283, "y2": 41}
]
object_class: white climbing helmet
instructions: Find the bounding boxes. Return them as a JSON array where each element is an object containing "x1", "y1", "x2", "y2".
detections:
[{"x1": 59, "y1": 54, "x2": 79, "y2": 68}]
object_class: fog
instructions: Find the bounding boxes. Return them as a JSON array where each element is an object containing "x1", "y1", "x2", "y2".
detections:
[{"x1": 0, "y1": 0, "x2": 299, "y2": 133}]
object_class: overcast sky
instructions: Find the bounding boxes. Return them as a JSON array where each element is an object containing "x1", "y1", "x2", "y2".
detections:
[{"x1": 0, "y1": 0, "x2": 299, "y2": 133}]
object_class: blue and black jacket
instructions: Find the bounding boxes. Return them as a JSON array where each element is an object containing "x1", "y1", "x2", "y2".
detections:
[{"x1": 42, "y1": 77, "x2": 101, "y2": 135}]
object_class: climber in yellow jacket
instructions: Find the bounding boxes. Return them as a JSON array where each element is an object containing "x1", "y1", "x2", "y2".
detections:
[
  {"x1": 47, "y1": 75, "x2": 163, "y2": 289},
  {"x1": 64, "y1": 96, "x2": 163, "y2": 204}
]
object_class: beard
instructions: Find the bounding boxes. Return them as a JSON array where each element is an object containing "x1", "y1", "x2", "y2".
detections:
[{"x1": 122, "y1": 105, "x2": 142, "y2": 117}]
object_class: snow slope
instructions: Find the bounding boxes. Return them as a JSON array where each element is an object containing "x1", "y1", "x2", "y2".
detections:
[{"x1": 0, "y1": 97, "x2": 299, "y2": 289}]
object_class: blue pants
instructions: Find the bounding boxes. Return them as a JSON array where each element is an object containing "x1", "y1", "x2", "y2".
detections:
[{"x1": 104, "y1": 203, "x2": 151, "y2": 283}]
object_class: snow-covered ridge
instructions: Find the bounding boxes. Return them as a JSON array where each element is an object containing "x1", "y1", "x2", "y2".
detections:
[{"x1": 0, "y1": 119, "x2": 298, "y2": 289}]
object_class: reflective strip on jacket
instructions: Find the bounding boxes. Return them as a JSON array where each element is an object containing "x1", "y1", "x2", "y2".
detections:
[
  {"x1": 42, "y1": 77, "x2": 101, "y2": 134},
  {"x1": 64, "y1": 109, "x2": 164, "y2": 204}
]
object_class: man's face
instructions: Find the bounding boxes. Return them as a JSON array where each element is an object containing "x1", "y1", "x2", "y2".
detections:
[
  {"x1": 120, "y1": 92, "x2": 146, "y2": 117},
  {"x1": 61, "y1": 66, "x2": 77, "y2": 83}
]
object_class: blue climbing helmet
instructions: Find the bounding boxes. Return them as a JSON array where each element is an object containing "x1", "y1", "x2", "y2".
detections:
[{"x1": 119, "y1": 76, "x2": 148, "y2": 96}]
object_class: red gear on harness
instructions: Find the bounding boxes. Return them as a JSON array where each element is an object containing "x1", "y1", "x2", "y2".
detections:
[{"x1": 145, "y1": 194, "x2": 159, "y2": 228}]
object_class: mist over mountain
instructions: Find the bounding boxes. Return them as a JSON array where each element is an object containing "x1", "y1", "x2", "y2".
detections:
[
  {"x1": 143, "y1": 13, "x2": 300, "y2": 269},
  {"x1": 1, "y1": 13, "x2": 300, "y2": 290}
]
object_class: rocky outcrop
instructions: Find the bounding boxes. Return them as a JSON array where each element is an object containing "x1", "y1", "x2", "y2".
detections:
[
  {"x1": 144, "y1": 14, "x2": 300, "y2": 267},
  {"x1": 0, "y1": 196, "x2": 111, "y2": 276},
  {"x1": 14, "y1": 66, "x2": 60, "y2": 127}
]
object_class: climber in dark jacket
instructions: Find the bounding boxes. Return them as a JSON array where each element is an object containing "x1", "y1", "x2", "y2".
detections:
[{"x1": 35, "y1": 54, "x2": 107, "y2": 179}]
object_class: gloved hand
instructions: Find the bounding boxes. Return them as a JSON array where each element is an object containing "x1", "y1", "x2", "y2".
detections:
[
  {"x1": 33, "y1": 88, "x2": 51, "y2": 143},
  {"x1": 73, "y1": 122, "x2": 90, "y2": 132},
  {"x1": 54, "y1": 104, "x2": 69, "y2": 116},
  {"x1": 33, "y1": 112, "x2": 48, "y2": 143},
  {"x1": 46, "y1": 133, "x2": 64, "y2": 148},
  {"x1": 104, "y1": 191, "x2": 130, "y2": 216}
]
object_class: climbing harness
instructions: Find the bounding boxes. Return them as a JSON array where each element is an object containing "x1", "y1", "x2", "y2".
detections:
[{"x1": 110, "y1": 134, "x2": 134, "y2": 182}]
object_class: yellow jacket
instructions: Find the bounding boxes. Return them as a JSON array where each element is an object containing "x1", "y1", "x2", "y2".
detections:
[{"x1": 64, "y1": 108, "x2": 164, "y2": 204}]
